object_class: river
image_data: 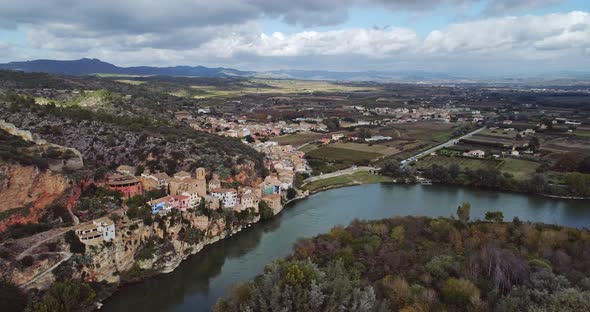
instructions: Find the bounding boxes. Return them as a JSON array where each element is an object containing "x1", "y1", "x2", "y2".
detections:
[{"x1": 102, "y1": 183, "x2": 590, "y2": 312}]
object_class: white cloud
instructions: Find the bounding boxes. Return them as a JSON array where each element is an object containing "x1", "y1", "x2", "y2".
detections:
[{"x1": 1, "y1": 1, "x2": 585, "y2": 74}]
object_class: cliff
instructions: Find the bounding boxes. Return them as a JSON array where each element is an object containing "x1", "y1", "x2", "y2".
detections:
[
  {"x1": 0, "y1": 163, "x2": 71, "y2": 231},
  {"x1": 18, "y1": 209, "x2": 261, "y2": 295}
]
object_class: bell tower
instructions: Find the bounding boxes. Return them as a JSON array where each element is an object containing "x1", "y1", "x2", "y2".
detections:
[{"x1": 195, "y1": 167, "x2": 207, "y2": 196}]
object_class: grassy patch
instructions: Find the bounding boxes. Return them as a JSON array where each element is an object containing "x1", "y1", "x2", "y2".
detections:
[
  {"x1": 302, "y1": 172, "x2": 393, "y2": 193},
  {"x1": 299, "y1": 144, "x2": 319, "y2": 153},
  {"x1": 499, "y1": 159, "x2": 540, "y2": 180},
  {"x1": 332, "y1": 142, "x2": 400, "y2": 156},
  {"x1": 415, "y1": 155, "x2": 499, "y2": 171}
]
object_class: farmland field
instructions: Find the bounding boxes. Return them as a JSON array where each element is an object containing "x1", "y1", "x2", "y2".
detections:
[
  {"x1": 387, "y1": 122, "x2": 457, "y2": 143},
  {"x1": 272, "y1": 132, "x2": 325, "y2": 146},
  {"x1": 186, "y1": 79, "x2": 380, "y2": 98},
  {"x1": 306, "y1": 146, "x2": 383, "y2": 163},
  {"x1": 415, "y1": 155, "x2": 500, "y2": 171},
  {"x1": 499, "y1": 159, "x2": 540, "y2": 180}
]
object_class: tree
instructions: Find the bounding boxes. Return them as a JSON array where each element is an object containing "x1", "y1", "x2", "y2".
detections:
[
  {"x1": 0, "y1": 281, "x2": 27, "y2": 312},
  {"x1": 64, "y1": 230, "x2": 85, "y2": 254},
  {"x1": 527, "y1": 174, "x2": 547, "y2": 194},
  {"x1": 357, "y1": 128, "x2": 372, "y2": 139},
  {"x1": 244, "y1": 135, "x2": 255, "y2": 143},
  {"x1": 286, "y1": 187, "x2": 297, "y2": 200},
  {"x1": 442, "y1": 278, "x2": 480, "y2": 308},
  {"x1": 578, "y1": 156, "x2": 590, "y2": 174},
  {"x1": 528, "y1": 137, "x2": 540, "y2": 151},
  {"x1": 566, "y1": 172, "x2": 590, "y2": 197},
  {"x1": 457, "y1": 202, "x2": 471, "y2": 223},
  {"x1": 449, "y1": 163, "x2": 460, "y2": 180},
  {"x1": 19, "y1": 255, "x2": 34, "y2": 267},
  {"x1": 258, "y1": 201, "x2": 273, "y2": 220},
  {"x1": 135, "y1": 165, "x2": 145, "y2": 176},
  {"x1": 29, "y1": 281, "x2": 96, "y2": 312},
  {"x1": 554, "y1": 153, "x2": 579, "y2": 172},
  {"x1": 323, "y1": 118, "x2": 340, "y2": 131},
  {"x1": 485, "y1": 211, "x2": 504, "y2": 222}
]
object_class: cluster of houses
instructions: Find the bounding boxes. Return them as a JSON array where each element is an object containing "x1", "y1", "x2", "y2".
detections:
[
  {"x1": 133, "y1": 166, "x2": 286, "y2": 216},
  {"x1": 186, "y1": 115, "x2": 327, "y2": 138}
]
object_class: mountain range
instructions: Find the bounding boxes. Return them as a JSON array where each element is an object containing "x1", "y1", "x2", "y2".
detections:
[
  {"x1": 1, "y1": 58, "x2": 589, "y2": 82},
  {"x1": 0, "y1": 58, "x2": 465, "y2": 81}
]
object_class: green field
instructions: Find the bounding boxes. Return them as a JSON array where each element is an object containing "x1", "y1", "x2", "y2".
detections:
[
  {"x1": 272, "y1": 132, "x2": 325, "y2": 146},
  {"x1": 499, "y1": 159, "x2": 540, "y2": 180},
  {"x1": 302, "y1": 171, "x2": 393, "y2": 193},
  {"x1": 415, "y1": 155, "x2": 499, "y2": 171},
  {"x1": 306, "y1": 146, "x2": 383, "y2": 163}
]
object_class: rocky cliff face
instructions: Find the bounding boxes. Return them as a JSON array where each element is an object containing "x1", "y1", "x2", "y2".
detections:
[
  {"x1": 21, "y1": 210, "x2": 260, "y2": 292},
  {"x1": 0, "y1": 163, "x2": 71, "y2": 231}
]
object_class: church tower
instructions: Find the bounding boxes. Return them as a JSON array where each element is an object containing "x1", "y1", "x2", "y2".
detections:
[{"x1": 195, "y1": 167, "x2": 207, "y2": 196}]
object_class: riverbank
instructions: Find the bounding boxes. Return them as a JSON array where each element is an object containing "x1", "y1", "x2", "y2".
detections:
[
  {"x1": 302, "y1": 171, "x2": 394, "y2": 194},
  {"x1": 101, "y1": 183, "x2": 590, "y2": 311}
]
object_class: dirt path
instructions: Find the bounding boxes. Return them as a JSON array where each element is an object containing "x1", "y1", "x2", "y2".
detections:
[
  {"x1": 19, "y1": 252, "x2": 72, "y2": 288},
  {"x1": 16, "y1": 226, "x2": 73, "y2": 260}
]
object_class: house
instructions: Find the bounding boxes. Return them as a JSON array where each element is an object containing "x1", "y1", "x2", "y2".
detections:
[
  {"x1": 331, "y1": 133, "x2": 345, "y2": 141},
  {"x1": 262, "y1": 194, "x2": 282, "y2": 215},
  {"x1": 211, "y1": 188, "x2": 238, "y2": 208},
  {"x1": 75, "y1": 217, "x2": 116, "y2": 245},
  {"x1": 204, "y1": 195, "x2": 220, "y2": 210},
  {"x1": 148, "y1": 195, "x2": 190, "y2": 214},
  {"x1": 141, "y1": 171, "x2": 170, "y2": 190},
  {"x1": 260, "y1": 174, "x2": 282, "y2": 195},
  {"x1": 240, "y1": 187, "x2": 261, "y2": 210},
  {"x1": 462, "y1": 150, "x2": 486, "y2": 158},
  {"x1": 116, "y1": 165, "x2": 136, "y2": 176},
  {"x1": 208, "y1": 177, "x2": 221, "y2": 192},
  {"x1": 174, "y1": 171, "x2": 191, "y2": 180},
  {"x1": 106, "y1": 174, "x2": 143, "y2": 199}
]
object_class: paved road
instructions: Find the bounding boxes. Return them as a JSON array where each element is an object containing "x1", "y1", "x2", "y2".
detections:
[
  {"x1": 303, "y1": 166, "x2": 377, "y2": 184},
  {"x1": 401, "y1": 126, "x2": 486, "y2": 165}
]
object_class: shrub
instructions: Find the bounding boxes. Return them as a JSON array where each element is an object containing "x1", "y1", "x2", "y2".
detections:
[
  {"x1": 19, "y1": 255, "x2": 34, "y2": 268},
  {"x1": 0, "y1": 281, "x2": 27, "y2": 312},
  {"x1": 64, "y1": 230, "x2": 86, "y2": 254}
]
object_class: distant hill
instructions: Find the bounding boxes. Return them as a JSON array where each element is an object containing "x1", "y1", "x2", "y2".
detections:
[
  {"x1": 0, "y1": 58, "x2": 253, "y2": 77},
  {"x1": 0, "y1": 58, "x2": 462, "y2": 81},
  {"x1": 2, "y1": 58, "x2": 587, "y2": 82}
]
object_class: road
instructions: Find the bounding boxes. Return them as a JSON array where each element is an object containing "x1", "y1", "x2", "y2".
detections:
[
  {"x1": 401, "y1": 126, "x2": 486, "y2": 165},
  {"x1": 302, "y1": 166, "x2": 377, "y2": 185},
  {"x1": 301, "y1": 127, "x2": 485, "y2": 185}
]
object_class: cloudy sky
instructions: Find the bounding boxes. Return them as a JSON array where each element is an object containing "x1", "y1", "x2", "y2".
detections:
[{"x1": 0, "y1": 0, "x2": 589, "y2": 75}]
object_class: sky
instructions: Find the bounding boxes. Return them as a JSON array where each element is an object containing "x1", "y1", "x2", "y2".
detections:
[{"x1": 0, "y1": 0, "x2": 589, "y2": 76}]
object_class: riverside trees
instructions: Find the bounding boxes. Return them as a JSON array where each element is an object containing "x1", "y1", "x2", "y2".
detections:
[{"x1": 215, "y1": 216, "x2": 590, "y2": 311}]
